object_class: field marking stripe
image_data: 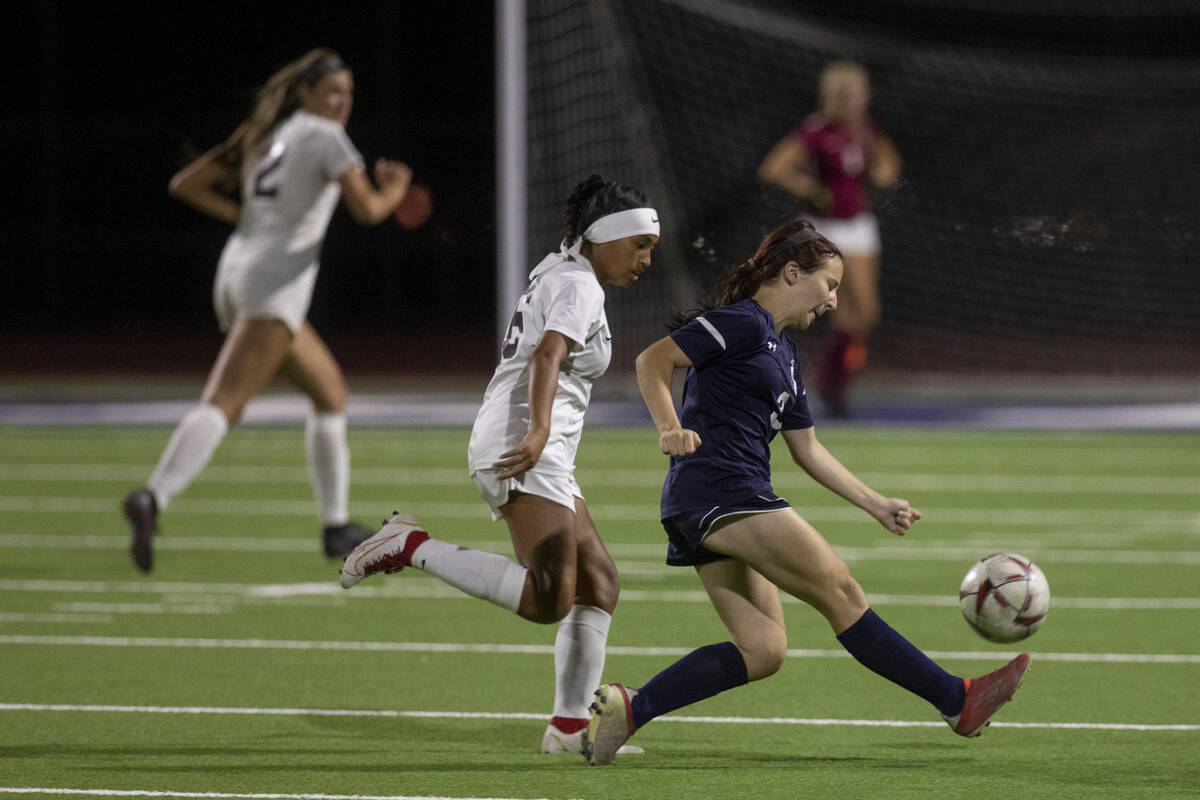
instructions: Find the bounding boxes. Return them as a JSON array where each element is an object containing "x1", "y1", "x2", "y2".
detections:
[
  {"x1": 0, "y1": 496, "x2": 1196, "y2": 528},
  {"x1": 5, "y1": 463, "x2": 1196, "y2": 495},
  {"x1": 6, "y1": 536, "x2": 1200, "y2": 567},
  {"x1": 0, "y1": 789, "x2": 568, "y2": 800},
  {"x1": 2, "y1": 635, "x2": 1197, "y2": 664},
  {"x1": 3, "y1": 577, "x2": 1199, "y2": 611},
  {"x1": 0, "y1": 705, "x2": 1195, "y2": 733}
]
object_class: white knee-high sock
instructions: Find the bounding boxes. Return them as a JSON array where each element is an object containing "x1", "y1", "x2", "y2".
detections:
[
  {"x1": 411, "y1": 538, "x2": 528, "y2": 614},
  {"x1": 305, "y1": 412, "x2": 350, "y2": 526},
  {"x1": 552, "y1": 604, "x2": 612, "y2": 720},
  {"x1": 147, "y1": 403, "x2": 229, "y2": 511}
]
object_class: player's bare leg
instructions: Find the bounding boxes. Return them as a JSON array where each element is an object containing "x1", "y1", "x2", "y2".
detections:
[
  {"x1": 279, "y1": 323, "x2": 368, "y2": 556},
  {"x1": 125, "y1": 318, "x2": 291, "y2": 571}
]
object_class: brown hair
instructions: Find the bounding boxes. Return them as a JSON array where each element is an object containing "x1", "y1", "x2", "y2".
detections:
[
  {"x1": 669, "y1": 218, "x2": 840, "y2": 330},
  {"x1": 218, "y1": 48, "x2": 349, "y2": 171}
]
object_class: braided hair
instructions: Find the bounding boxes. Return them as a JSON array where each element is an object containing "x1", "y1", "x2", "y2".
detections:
[{"x1": 561, "y1": 174, "x2": 651, "y2": 247}]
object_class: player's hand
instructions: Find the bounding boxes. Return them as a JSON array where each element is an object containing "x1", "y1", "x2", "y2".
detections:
[
  {"x1": 659, "y1": 428, "x2": 701, "y2": 456},
  {"x1": 874, "y1": 497, "x2": 921, "y2": 537},
  {"x1": 374, "y1": 158, "x2": 412, "y2": 192},
  {"x1": 493, "y1": 428, "x2": 549, "y2": 479}
]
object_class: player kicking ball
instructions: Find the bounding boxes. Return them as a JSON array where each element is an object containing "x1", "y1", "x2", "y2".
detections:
[{"x1": 583, "y1": 218, "x2": 1030, "y2": 766}]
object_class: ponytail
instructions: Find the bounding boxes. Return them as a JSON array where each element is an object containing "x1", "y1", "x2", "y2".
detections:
[
  {"x1": 220, "y1": 48, "x2": 348, "y2": 172},
  {"x1": 669, "y1": 219, "x2": 840, "y2": 331}
]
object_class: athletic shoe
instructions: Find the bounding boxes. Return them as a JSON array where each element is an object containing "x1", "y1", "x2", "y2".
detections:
[
  {"x1": 583, "y1": 683, "x2": 638, "y2": 766},
  {"x1": 322, "y1": 522, "x2": 372, "y2": 558},
  {"x1": 541, "y1": 724, "x2": 583, "y2": 754},
  {"x1": 122, "y1": 488, "x2": 158, "y2": 572},
  {"x1": 540, "y1": 722, "x2": 644, "y2": 755},
  {"x1": 339, "y1": 512, "x2": 429, "y2": 589},
  {"x1": 943, "y1": 652, "x2": 1032, "y2": 737}
]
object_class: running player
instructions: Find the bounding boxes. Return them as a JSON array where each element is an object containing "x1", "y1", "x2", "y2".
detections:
[
  {"x1": 339, "y1": 175, "x2": 659, "y2": 755},
  {"x1": 757, "y1": 61, "x2": 902, "y2": 416},
  {"x1": 122, "y1": 48, "x2": 412, "y2": 571},
  {"x1": 582, "y1": 218, "x2": 1030, "y2": 766}
]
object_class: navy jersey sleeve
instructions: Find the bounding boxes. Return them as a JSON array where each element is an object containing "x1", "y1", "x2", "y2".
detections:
[
  {"x1": 670, "y1": 304, "x2": 764, "y2": 369},
  {"x1": 781, "y1": 389, "x2": 814, "y2": 430}
]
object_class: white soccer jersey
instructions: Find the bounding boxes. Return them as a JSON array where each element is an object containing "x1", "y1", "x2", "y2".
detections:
[
  {"x1": 216, "y1": 110, "x2": 363, "y2": 288},
  {"x1": 468, "y1": 256, "x2": 612, "y2": 477}
]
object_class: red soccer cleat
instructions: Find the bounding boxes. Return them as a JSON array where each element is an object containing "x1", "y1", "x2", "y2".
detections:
[{"x1": 943, "y1": 652, "x2": 1032, "y2": 737}]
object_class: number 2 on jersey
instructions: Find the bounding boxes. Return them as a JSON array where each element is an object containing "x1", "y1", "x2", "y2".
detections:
[{"x1": 252, "y1": 145, "x2": 286, "y2": 198}]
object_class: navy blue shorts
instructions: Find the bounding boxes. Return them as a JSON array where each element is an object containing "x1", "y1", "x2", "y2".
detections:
[{"x1": 662, "y1": 493, "x2": 791, "y2": 567}]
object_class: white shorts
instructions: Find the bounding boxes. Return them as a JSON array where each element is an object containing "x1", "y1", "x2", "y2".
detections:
[
  {"x1": 212, "y1": 260, "x2": 318, "y2": 335},
  {"x1": 807, "y1": 213, "x2": 881, "y2": 257},
  {"x1": 472, "y1": 468, "x2": 582, "y2": 521}
]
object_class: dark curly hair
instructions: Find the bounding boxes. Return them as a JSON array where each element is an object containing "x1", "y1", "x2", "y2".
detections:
[{"x1": 560, "y1": 174, "x2": 651, "y2": 247}]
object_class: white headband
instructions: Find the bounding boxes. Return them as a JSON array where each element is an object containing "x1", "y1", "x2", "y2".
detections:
[
  {"x1": 583, "y1": 207, "x2": 660, "y2": 243},
  {"x1": 527, "y1": 207, "x2": 661, "y2": 280}
]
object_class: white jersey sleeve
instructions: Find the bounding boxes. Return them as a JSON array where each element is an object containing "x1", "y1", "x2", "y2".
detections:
[{"x1": 544, "y1": 268, "x2": 607, "y2": 349}]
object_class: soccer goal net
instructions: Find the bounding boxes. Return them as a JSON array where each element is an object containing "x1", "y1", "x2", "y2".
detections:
[{"x1": 525, "y1": 0, "x2": 1200, "y2": 378}]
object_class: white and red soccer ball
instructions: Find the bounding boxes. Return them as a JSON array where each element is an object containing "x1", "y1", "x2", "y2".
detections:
[{"x1": 959, "y1": 552, "x2": 1050, "y2": 643}]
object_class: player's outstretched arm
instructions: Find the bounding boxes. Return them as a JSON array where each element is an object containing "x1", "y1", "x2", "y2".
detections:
[
  {"x1": 781, "y1": 427, "x2": 920, "y2": 536},
  {"x1": 338, "y1": 158, "x2": 412, "y2": 225},
  {"x1": 635, "y1": 336, "x2": 701, "y2": 456},
  {"x1": 168, "y1": 146, "x2": 241, "y2": 225}
]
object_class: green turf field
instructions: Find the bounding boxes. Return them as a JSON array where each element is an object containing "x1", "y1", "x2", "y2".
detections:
[{"x1": 1, "y1": 424, "x2": 1197, "y2": 800}]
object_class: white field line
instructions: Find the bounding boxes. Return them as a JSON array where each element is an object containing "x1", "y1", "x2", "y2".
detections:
[
  {"x1": 2, "y1": 635, "x2": 1197, "y2": 664},
  {"x1": 0, "y1": 703, "x2": 1195, "y2": 733},
  {"x1": 0, "y1": 788, "x2": 569, "y2": 800},
  {"x1": 2, "y1": 577, "x2": 1198, "y2": 611},
  {"x1": 4, "y1": 534, "x2": 1200, "y2": 567},
  {"x1": 0, "y1": 613, "x2": 114, "y2": 624},
  {"x1": 50, "y1": 602, "x2": 231, "y2": 615},
  {"x1": 0, "y1": 495, "x2": 1197, "y2": 529},
  {"x1": 2, "y1": 463, "x2": 1198, "y2": 495}
]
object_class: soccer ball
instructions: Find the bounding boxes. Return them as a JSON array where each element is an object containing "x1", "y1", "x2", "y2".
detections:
[{"x1": 958, "y1": 552, "x2": 1050, "y2": 643}]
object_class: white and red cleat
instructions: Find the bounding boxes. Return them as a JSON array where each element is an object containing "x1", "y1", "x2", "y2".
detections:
[
  {"x1": 339, "y1": 512, "x2": 429, "y2": 589},
  {"x1": 582, "y1": 683, "x2": 639, "y2": 765},
  {"x1": 944, "y1": 652, "x2": 1032, "y2": 737}
]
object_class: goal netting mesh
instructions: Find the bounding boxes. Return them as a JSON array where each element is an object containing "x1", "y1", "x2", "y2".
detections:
[{"x1": 525, "y1": 0, "x2": 1200, "y2": 379}]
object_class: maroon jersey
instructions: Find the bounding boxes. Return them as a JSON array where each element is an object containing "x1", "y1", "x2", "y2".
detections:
[{"x1": 795, "y1": 113, "x2": 879, "y2": 219}]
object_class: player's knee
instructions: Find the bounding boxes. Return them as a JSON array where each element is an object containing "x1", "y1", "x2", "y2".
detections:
[
  {"x1": 741, "y1": 631, "x2": 787, "y2": 681},
  {"x1": 579, "y1": 553, "x2": 620, "y2": 612},
  {"x1": 526, "y1": 571, "x2": 576, "y2": 624}
]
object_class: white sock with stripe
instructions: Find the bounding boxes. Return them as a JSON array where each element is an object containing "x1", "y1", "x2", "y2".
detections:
[{"x1": 552, "y1": 604, "x2": 612, "y2": 721}]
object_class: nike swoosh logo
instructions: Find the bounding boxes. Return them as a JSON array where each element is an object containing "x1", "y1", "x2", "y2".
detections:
[{"x1": 650, "y1": 217, "x2": 659, "y2": 223}]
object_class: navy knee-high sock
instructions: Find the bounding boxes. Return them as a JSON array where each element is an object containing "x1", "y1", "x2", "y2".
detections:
[
  {"x1": 836, "y1": 608, "x2": 965, "y2": 716},
  {"x1": 629, "y1": 642, "x2": 749, "y2": 729}
]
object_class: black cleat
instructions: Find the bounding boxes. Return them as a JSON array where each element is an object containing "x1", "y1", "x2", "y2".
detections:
[
  {"x1": 323, "y1": 522, "x2": 373, "y2": 558},
  {"x1": 123, "y1": 489, "x2": 158, "y2": 572}
]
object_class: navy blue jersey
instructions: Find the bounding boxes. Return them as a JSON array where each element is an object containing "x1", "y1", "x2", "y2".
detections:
[{"x1": 661, "y1": 299, "x2": 814, "y2": 518}]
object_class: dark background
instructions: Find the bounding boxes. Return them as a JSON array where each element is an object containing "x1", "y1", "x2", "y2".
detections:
[
  {"x1": 8, "y1": 2, "x2": 498, "y2": 377},
  {"x1": 7, "y1": 1, "x2": 1200, "y2": 380}
]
